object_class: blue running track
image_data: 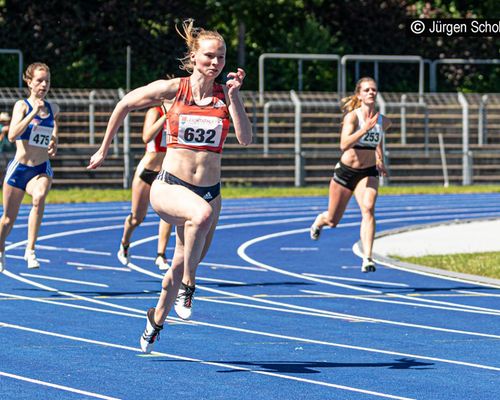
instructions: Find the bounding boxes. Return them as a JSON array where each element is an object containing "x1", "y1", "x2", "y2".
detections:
[{"x1": 1, "y1": 193, "x2": 499, "y2": 400}]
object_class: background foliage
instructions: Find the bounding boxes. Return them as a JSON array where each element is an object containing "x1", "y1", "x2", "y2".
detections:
[{"x1": 0, "y1": 0, "x2": 499, "y2": 91}]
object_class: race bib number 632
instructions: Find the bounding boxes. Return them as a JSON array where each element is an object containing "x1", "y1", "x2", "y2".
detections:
[{"x1": 178, "y1": 114, "x2": 223, "y2": 148}]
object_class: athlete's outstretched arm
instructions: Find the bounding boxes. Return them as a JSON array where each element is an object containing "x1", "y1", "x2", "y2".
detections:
[{"x1": 88, "y1": 79, "x2": 179, "y2": 169}]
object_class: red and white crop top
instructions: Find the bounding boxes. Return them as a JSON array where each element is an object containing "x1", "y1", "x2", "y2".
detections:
[
  {"x1": 166, "y1": 77, "x2": 230, "y2": 154},
  {"x1": 145, "y1": 106, "x2": 167, "y2": 153}
]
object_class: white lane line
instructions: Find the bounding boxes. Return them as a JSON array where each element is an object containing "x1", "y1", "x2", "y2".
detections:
[
  {"x1": 0, "y1": 292, "x2": 146, "y2": 319},
  {"x1": 66, "y1": 262, "x2": 131, "y2": 272},
  {"x1": 133, "y1": 252, "x2": 266, "y2": 272},
  {"x1": 2, "y1": 279, "x2": 500, "y2": 373},
  {"x1": 35, "y1": 244, "x2": 112, "y2": 256},
  {"x1": 126, "y1": 262, "x2": 500, "y2": 338},
  {"x1": 237, "y1": 219, "x2": 500, "y2": 312},
  {"x1": 302, "y1": 273, "x2": 409, "y2": 287},
  {"x1": 0, "y1": 322, "x2": 414, "y2": 400},
  {"x1": 1, "y1": 271, "x2": 150, "y2": 315},
  {"x1": 199, "y1": 261, "x2": 268, "y2": 272},
  {"x1": 200, "y1": 297, "x2": 368, "y2": 322},
  {"x1": 196, "y1": 277, "x2": 246, "y2": 285},
  {"x1": 190, "y1": 318, "x2": 500, "y2": 372},
  {"x1": 0, "y1": 371, "x2": 121, "y2": 400},
  {"x1": 280, "y1": 247, "x2": 319, "y2": 251},
  {"x1": 19, "y1": 273, "x2": 109, "y2": 288},
  {"x1": 3, "y1": 210, "x2": 500, "y2": 371},
  {"x1": 6, "y1": 254, "x2": 50, "y2": 263},
  {"x1": 456, "y1": 290, "x2": 500, "y2": 298},
  {"x1": 301, "y1": 290, "x2": 500, "y2": 317},
  {"x1": 12, "y1": 215, "x2": 127, "y2": 229}
]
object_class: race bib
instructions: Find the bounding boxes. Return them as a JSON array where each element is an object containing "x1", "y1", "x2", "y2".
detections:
[
  {"x1": 29, "y1": 124, "x2": 53, "y2": 148},
  {"x1": 177, "y1": 114, "x2": 223, "y2": 148}
]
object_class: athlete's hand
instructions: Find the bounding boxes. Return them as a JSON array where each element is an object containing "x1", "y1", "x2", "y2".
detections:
[
  {"x1": 363, "y1": 112, "x2": 379, "y2": 133},
  {"x1": 87, "y1": 149, "x2": 106, "y2": 170},
  {"x1": 376, "y1": 160, "x2": 388, "y2": 177},
  {"x1": 32, "y1": 99, "x2": 45, "y2": 114},
  {"x1": 48, "y1": 137, "x2": 58, "y2": 158},
  {"x1": 226, "y1": 68, "x2": 245, "y2": 97}
]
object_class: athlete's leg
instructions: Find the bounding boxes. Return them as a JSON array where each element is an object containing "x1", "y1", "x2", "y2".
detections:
[
  {"x1": 0, "y1": 181, "x2": 25, "y2": 258},
  {"x1": 156, "y1": 219, "x2": 172, "y2": 257},
  {"x1": 121, "y1": 173, "x2": 150, "y2": 246},
  {"x1": 25, "y1": 174, "x2": 51, "y2": 251},
  {"x1": 154, "y1": 219, "x2": 173, "y2": 270},
  {"x1": 153, "y1": 226, "x2": 185, "y2": 325},
  {"x1": 183, "y1": 195, "x2": 220, "y2": 283},
  {"x1": 151, "y1": 180, "x2": 215, "y2": 282},
  {"x1": 354, "y1": 176, "x2": 379, "y2": 265},
  {"x1": 311, "y1": 179, "x2": 353, "y2": 239}
]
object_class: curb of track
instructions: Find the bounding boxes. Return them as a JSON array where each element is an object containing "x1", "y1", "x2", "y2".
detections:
[{"x1": 355, "y1": 217, "x2": 500, "y2": 288}]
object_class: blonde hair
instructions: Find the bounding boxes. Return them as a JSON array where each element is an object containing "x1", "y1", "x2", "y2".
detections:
[
  {"x1": 23, "y1": 62, "x2": 50, "y2": 84},
  {"x1": 176, "y1": 19, "x2": 225, "y2": 73},
  {"x1": 341, "y1": 77, "x2": 377, "y2": 115}
]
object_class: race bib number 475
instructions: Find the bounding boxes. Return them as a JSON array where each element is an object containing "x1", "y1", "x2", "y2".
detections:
[
  {"x1": 29, "y1": 124, "x2": 53, "y2": 148},
  {"x1": 177, "y1": 114, "x2": 223, "y2": 148}
]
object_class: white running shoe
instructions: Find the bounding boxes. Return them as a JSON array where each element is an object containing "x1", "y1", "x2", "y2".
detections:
[
  {"x1": 310, "y1": 224, "x2": 322, "y2": 241},
  {"x1": 361, "y1": 258, "x2": 376, "y2": 273},
  {"x1": 140, "y1": 307, "x2": 163, "y2": 354},
  {"x1": 24, "y1": 250, "x2": 40, "y2": 269},
  {"x1": 117, "y1": 243, "x2": 130, "y2": 265},
  {"x1": 174, "y1": 282, "x2": 196, "y2": 320},
  {"x1": 154, "y1": 255, "x2": 170, "y2": 271},
  {"x1": 0, "y1": 251, "x2": 5, "y2": 272}
]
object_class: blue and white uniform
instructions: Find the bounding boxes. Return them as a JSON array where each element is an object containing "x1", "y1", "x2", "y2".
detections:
[{"x1": 4, "y1": 99, "x2": 54, "y2": 190}]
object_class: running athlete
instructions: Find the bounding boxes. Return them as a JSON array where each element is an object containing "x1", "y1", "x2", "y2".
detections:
[
  {"x1": 0, "y1": 63, "x2": 59, "y2": 272},
  {"x1": 87, "y1": 19, "x2": 252, "y2": 353},
  {"x1": 117, "y1": 104, "x2": 173, "y2": 271},
  {"x1": 309, "y1": 77, "x2": 391, "y2": 273}
]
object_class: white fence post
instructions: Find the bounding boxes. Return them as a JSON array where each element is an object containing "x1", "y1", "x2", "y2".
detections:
[{"x1": 458, "y1": 93, "x2": 472, "y2": 185}]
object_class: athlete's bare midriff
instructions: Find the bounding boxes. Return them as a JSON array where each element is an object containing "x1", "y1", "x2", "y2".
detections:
[
  {"x1": 340, "y1": 148, "x2": 376, "y2": 169},
  {"x1": 161, "y1": 147, "x2": 221, "y2": 186},
  {"x1": 14, "y1": 142, "x2": 50, "y2": 166}
]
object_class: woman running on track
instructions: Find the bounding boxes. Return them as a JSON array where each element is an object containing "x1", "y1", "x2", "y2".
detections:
[
  {"x1": 310, "y1": 77, "x2": 391, "y2": 273},
  {"x1": 0, "y1": 62, "x2": 59, "y2": 272},
  {"x1": 117, "y1": 104, "x2": 173, "y2": 271},
  {"x1": 88, "y1": 19, "x2": 252, "y2": 353}
]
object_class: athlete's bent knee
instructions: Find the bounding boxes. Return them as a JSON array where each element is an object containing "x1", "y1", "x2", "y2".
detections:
[
  {"x1": 127, "y1": 212, "x2": 144, "y2": 227},
  {"x1": 190, "y1": 208, "x2": 213, "y2": 231}
]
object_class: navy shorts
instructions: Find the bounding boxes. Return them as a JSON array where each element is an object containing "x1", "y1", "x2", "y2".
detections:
[
  {"x1": 4, "y1": 159, "x2": 53, "y2": 191},
  {"x1": 156, "y1": 171, "x2": 220, "y2": 203}
]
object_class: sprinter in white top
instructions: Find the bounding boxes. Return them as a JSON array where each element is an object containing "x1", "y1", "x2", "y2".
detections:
[{"x1": 310, "y1": 77, "x2": 391, "y2": 273}]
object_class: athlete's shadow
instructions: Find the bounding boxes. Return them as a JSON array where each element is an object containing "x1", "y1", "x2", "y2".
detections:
[
  {"x1": 203, "y1": 281, "x2": 314, "y2": 288},
  {"x1": 17, "y1": 288, "x2": 160, "y2": 296},
  {"x1": 212, "y1": 358, "x2": 434, "y2": 373}
]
